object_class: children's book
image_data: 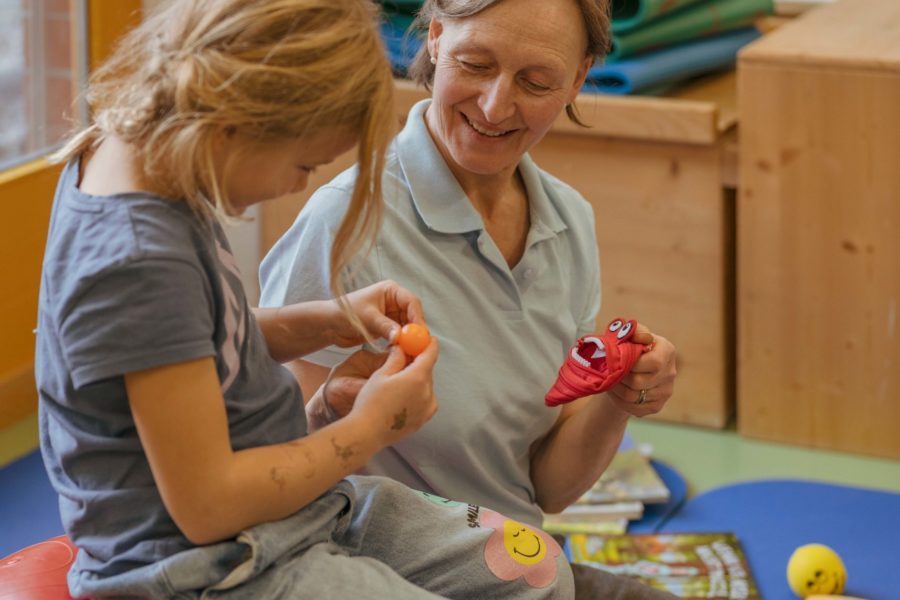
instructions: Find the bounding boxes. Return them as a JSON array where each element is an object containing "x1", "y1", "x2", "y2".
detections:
[
  {"x1": 575, "y1": 448, "x2": 671, "y2": 505},
  {"x1": 566, "y1": 532, "x2": 761, "y2": 600},
  {"x1": 542, "y1": 501, "x2": 643, "y2": 536},
  {"x1": 542, "y1": 517, "x2": 630, "y2": 536},
  {"x1": 546, "y1": 501, "x2": 644, "y2": 521}
]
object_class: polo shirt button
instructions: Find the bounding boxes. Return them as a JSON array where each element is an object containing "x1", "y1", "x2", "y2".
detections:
[{"x1": 524, "y1": 268, "x2": 535, "y2": 279}]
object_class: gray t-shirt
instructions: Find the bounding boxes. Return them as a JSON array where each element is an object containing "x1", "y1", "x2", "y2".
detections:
[
  {"x1": 36, "y1": 159, "x2": 303, "y2": 577},
  {"x1": 260, "y1": 99, "x2": 601, "y2": 526}
]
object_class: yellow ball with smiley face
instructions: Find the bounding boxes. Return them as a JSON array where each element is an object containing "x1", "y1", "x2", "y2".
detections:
[{"x1": 787, "y1": 543, "x2": 847, "y2": 597}]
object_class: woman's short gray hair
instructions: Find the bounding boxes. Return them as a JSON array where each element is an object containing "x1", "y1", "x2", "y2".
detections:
[{"x1": 407, "y1": 0, "x2": 611, "y2": 126}]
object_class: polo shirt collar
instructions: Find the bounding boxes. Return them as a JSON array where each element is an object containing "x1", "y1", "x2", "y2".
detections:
[
  {"x1": 397, "y1": 100, "x2": 482, "y2": 234},
  {"x1": 517, "y1": 153, "x2": 567, "y2": 236},
  {"x1": 396, "y1": 99, "x2": 568, "y2": 237}
]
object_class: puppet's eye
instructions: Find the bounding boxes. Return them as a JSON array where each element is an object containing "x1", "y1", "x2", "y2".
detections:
[
  {"x1": 608, "y1": 320, "x2": 623, "y2": 332},
  {"x1": 617, "y1": 322, "x2": 633, "y2": 339}
]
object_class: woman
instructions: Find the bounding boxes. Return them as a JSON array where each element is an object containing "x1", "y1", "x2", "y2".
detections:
[{"x1": 261, "y1": 0, "x2": 677, "y2": 596}]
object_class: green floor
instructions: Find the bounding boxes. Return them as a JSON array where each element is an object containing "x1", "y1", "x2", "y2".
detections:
[
  {"x1": 3, "y1": 413, "x2": 899, "y2": 498},
  {"x1": 628, "y1": 419, "x2": 900, "y2": 496}
]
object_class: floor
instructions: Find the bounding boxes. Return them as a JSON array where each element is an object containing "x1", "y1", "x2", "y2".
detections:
[
  {"x1": 628, "y1": 418, "x2": 900, "y2": 496},
  {"x1": 4, "y1": 411, "x2": 900, "y2": 496}
]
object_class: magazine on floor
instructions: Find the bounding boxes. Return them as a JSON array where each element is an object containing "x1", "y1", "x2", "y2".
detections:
[{"x1": 565, "y1": 532, "x2": 760, "y2": 600}]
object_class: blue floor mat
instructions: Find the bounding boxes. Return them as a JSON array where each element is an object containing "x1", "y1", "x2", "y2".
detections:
[
  {"x1": 0, "y1": 450, "x2": 63, "y2": 557},
  {"x1": 659, "y1": 479, "x2": 900, "y2": 599},
  {"x1": 628, "y1": 459, "x2": 688, "y2": 534}
]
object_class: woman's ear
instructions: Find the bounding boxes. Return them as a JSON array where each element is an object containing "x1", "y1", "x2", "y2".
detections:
[
  {"x1": 427, "y1": 18, "x2": 443, "y2": 60},
  {"x1": 568, "y1": 55, "x2": 594, "y2": 103}
]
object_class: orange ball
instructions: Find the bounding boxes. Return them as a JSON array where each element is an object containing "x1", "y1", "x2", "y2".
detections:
[{"x1": 397, "y1": 323, "x2": 431, "y2": 357}]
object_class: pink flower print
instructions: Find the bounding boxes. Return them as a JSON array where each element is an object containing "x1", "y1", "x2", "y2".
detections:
[{"x1": 481, "y1": 509, "x2": 561, "y2": 588}]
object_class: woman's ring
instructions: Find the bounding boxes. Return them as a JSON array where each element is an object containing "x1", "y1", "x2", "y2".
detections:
[{"x1": 637, "y1": 389, "x2": 648, "y2": 405}]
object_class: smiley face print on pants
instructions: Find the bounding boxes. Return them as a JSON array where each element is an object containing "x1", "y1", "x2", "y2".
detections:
[{"x1": 480, "y1": 509, "x2": 560, "y2": 588}]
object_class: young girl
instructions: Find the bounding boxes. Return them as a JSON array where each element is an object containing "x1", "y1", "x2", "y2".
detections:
[{"x1": 36, "y1": 0, "x2": 573, "y2": 598}]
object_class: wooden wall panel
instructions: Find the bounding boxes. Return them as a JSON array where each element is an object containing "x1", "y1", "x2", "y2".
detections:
[
  {"x1": 0, "y1": 160, "x2": 61, "y2": 429},
  {"x1": 737, "y1": 0, "x2": 900, "y2": 458}
]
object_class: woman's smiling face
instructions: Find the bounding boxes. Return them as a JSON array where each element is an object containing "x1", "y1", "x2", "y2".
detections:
[{"x1": 424, "y1": 0, "x2": 592, "y2": 178}]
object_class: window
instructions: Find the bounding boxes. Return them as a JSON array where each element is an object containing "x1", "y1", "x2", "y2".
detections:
[{"x1": 0, "y1": 0, "x2": 87, "y2": 171}]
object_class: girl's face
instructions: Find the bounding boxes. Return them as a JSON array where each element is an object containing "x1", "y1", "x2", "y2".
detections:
[
  {"x1": 215, "y1": 129, "x2": 356, "y2": 212},
  {"x1": 424, "y1": 0, "x2": 592, "y2": 178}
]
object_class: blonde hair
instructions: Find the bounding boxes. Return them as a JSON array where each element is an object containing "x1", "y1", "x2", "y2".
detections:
[
  {"x1": 407, "y1": 0, "x2": 610, "y2": 126},
  {"x1": 53, "y1": 0, "x2": 395, "y2": 306}
]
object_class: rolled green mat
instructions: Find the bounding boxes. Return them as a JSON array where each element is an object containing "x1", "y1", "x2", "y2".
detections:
[
  {"x1": 379, "y1": 0, "x2": 424, "y2": 13},
  {"x1": 612, "y1": 0, "x2": 708, "y2": 33},
  {"x1": 609, "y1": 0, "x2": 773, "y2": 61}
]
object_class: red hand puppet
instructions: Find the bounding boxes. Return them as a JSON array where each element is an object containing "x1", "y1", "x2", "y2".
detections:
[{"x1": 545, "y1": 317, "x2": 651, "y2": 407}]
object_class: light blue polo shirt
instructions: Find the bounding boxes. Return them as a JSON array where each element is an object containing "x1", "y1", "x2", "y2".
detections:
[{"x1": 260, "y1": 99, "x2": 601, "y2": 525}]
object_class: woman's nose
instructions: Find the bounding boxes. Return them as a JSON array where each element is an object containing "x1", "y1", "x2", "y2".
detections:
[{"x1": 478, "y1": 76, "x2": 516, "y2": 124}]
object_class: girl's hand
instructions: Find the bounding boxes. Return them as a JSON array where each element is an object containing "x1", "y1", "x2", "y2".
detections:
[
  {"x1": 606, "y1": 323, "x2": 677, "y2": 417},
  {"x1": 350, "y1": 337, "x2": 439, "y2": 447},
  {"x1": 332, "y1": 280, "x2": 425, "y2": 348}
]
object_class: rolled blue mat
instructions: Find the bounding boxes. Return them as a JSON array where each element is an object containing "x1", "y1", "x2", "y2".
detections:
[
  {"x1": 381, "y1": 13, "x2": 422, "y2": 75},
  {"x1": 583, "y1": 27, "x2": 760, "y2": 95}
]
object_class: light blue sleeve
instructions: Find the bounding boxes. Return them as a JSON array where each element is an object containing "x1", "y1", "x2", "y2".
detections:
[
  {"x1": 572, "y1": 196, "x2": 602, "y2": 338},
  {"x1": 258, "y1": 181, "x2": 384, "y2": 367},
  {"x1": 538, "y1": 168, "x2": 602, "y2": 338},
  {"x1": 579, "y1": 244, "x2": 602, "y2": 337}
]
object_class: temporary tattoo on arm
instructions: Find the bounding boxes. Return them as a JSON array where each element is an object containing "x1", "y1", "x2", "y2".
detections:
[
  {"x1": 391, "y1": 408, "x2": 407, "y2": 431},
  {"x1": 270, "y1": 466, "x2": 288, "y2": 491},
  {"x1": 287, "y1": 440, "x2": 317, "y2": 480},
  {"x1": 331, "y1": 437, "x2": 360, "y2": 466}
]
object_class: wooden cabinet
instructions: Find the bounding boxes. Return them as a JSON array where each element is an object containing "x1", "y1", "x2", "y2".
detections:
[
  {"x1": 261, "y1": 76, "x2": 739, "y2": 428},
  {"x1": 737, "y1": 0, "x2": 900, "y2": 458}
]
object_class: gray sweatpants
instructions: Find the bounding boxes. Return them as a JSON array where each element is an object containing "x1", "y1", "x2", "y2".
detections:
[{"x1": 69, "y1": 475, "x2": 574, "y2": 599}]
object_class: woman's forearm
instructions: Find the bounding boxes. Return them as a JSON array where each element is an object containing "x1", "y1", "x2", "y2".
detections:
[
  {"x1": 305, "y1": 386, "x2": 336, "y2": 432},
  {"x1": 529, "y1": 394, "x2": 630, "y2": 514}
]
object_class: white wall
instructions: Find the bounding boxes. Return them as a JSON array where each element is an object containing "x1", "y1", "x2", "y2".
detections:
[{"x1": 222, "y1": 208, "x2": 262, "y2": 305}]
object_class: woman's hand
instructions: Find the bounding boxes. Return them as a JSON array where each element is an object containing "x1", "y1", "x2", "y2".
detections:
[
  {"x1": 331, "y1": 280, "x2": 425, "y2": 348},
  {"x1": 605, "y1": 323, "x2": 677, "y2": 417},
  {"x1": 322, "y1": 349, "x2": 388, "y2": 419},
  {"x1": 350, "y1": 337, "x2": 440, "y2": 447}
]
